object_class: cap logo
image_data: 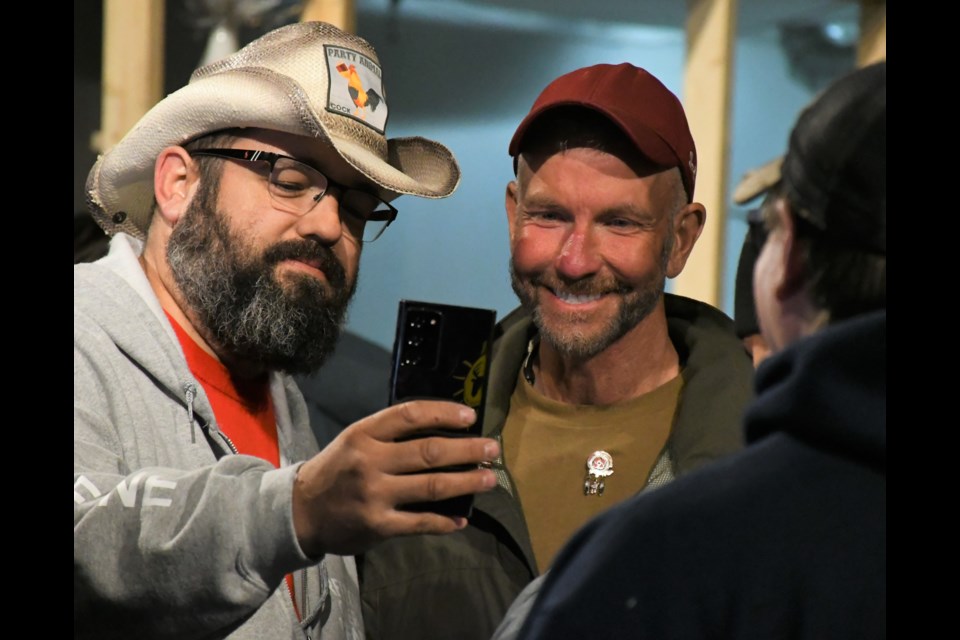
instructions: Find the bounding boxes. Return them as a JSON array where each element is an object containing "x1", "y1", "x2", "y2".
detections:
[
  {"x1": 688, "y1": 151, "x2": 697, "y2": 178},
  {"x1": 324, "y1": 45, "x2": 388, "y2": 134}
]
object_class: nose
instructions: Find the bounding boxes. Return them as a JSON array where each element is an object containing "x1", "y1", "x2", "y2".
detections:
[
  {"x1": 293, "y1": 191, "x2": 344, "y2": 245},
  {"x1": 554, "y1": 222, "x2": 602, "y2": 280}
]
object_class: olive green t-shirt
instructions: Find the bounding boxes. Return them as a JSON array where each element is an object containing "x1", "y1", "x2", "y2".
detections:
[{"x1": 502, "y1": 369, "x2": 683, "y2": 571}]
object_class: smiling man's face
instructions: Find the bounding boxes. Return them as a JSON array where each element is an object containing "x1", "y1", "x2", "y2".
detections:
[{"x1": 506, "y1": 145, "x2": 681, "y2": 359}]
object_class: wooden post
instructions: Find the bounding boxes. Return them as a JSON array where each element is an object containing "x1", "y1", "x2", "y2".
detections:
[
  {"x1": 301, "y1": 0, "x2": 356, "y2": 33},
  {"x1": 858, "y1": 0, "x2": 886, "y2": 66},
  {"x1": 93, "y1": 0, "x2": 165, "y2": 154},
  {"x1": 674, "y1": 0, "x2": 737, "y2": 308}
]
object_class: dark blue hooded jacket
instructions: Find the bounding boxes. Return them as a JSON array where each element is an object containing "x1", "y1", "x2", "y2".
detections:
[{"x1": 517, "y1": 310, "x2": 886, "y2": 640}]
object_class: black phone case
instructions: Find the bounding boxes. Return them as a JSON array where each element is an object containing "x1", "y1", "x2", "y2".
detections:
[{"x1": 388, "y1": 300, "x2": 497, "y2": 517}]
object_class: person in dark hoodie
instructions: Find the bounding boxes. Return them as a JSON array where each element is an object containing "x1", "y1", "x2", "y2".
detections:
[{"x1": 511, "y1": 60, "x2": 886, "y2": 640}]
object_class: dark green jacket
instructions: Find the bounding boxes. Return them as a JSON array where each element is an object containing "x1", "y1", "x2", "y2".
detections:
[{"x1": 358, "y1": 294, "x2": 754, "y2": 640}]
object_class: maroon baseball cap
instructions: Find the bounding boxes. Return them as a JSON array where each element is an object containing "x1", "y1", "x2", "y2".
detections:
[{"x1": 508, "y1": 63, "x2": 698, "y2": 202}]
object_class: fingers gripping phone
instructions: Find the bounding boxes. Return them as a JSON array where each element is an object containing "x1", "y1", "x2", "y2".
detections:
[{"x1": 388, "y1": 300, "x2": 497, "y2": 517}]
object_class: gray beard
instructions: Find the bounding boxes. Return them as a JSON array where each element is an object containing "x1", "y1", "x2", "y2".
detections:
[
  {"x1": 166, "y1": 182, "x2": 357, "y2": 375},
  {"x1": 509, "y1": 262, "x2": 664, "y2": 360}
]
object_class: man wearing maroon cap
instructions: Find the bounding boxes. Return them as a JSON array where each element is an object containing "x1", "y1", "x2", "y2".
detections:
[
  {"x1": 515, "y1": 60, "x2": 885, "y2": 640},
  {"x1": 358, "y1": 63, "x2": 754, "y2": 640}
]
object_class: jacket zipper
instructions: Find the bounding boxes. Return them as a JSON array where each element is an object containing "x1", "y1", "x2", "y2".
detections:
[
  {"x1": 184, "y1": 383, "x2": 199, "y2": 444},
  {"x1": 185, "y1": 382, "x2": 239, "y2": 454},
  {"x1": 184, "y1": 383, "x2": 308, "y2": 629},
  {"x1": 299, "y1": 567, "x2": 308, "y2": 621}
]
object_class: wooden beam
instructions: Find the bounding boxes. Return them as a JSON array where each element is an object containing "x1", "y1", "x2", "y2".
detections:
[
  {"x1": 674, "y1": 0, "x2": 737, "y2": 308},
  {"x1": 858, "y1": 0, "x2": 886, "y2": 66},
  {"x1": 93, "y1": 0, "x2": 165, "y2": 154},
  {"x1": 301, "y1": 0, "x2": 356, "y2": 34}
]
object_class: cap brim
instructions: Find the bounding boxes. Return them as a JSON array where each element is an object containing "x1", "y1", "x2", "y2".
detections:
[{"x1": 733, "y1": 156, "x2": 783, "y2": 205}]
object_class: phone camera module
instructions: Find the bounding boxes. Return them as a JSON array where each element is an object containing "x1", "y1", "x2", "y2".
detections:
[{"x1": 400, "y1": 308, "x2": 443, "y2": 370}]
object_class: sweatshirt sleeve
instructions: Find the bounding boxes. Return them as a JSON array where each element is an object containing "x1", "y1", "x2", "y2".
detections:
[{"x1": 73, "y1": 330, "x2": 314, "y2": 640}]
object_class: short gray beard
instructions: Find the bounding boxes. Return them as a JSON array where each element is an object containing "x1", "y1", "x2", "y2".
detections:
[{"x1": 509, "y1": 244, "x2": 669, "y2": 360}]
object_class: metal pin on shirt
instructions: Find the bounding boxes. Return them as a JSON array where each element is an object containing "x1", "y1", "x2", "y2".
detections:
[{"x1": 584, "y1": 450, "x2": 614, "y2": 496}]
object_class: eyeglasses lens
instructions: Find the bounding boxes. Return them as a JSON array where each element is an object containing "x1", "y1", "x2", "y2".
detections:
[{"x1": 265, "y1": 156, "x2": 393, "y2": 243}]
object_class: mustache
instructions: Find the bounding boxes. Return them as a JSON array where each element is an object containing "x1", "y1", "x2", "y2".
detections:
[
  {"x1": 262, "y1": 240, "x2": 348, "y2": 289},
  {"x1": 528, "y1": 274, "x2": 631, "y2": 297}
]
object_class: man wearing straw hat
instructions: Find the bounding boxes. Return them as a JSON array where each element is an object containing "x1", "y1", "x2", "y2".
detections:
[{"x1": 74, "y1": 22, "x2": 500, "y2": 639}]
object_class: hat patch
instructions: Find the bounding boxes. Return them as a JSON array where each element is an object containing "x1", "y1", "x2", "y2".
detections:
[{"x1": 324, "y1": 45, "x2": 388, "y2": 134}]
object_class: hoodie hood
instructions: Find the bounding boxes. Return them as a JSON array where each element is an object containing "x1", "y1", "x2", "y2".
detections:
[{"x1": 745, "y1": 310, "x2": 886, "y2": 472}]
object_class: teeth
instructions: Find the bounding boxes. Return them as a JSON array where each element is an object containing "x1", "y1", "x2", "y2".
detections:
[{"x1": 555, "y1": 291, "x2": 601, "y2": 305}]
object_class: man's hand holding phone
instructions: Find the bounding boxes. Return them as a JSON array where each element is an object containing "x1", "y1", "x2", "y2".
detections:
[
  {"x1": 291, "y1": 400, "x2": 500, "y2": 558},
  {"x1": 388, "y1": 300, "x2": 497, "y2": 517}
]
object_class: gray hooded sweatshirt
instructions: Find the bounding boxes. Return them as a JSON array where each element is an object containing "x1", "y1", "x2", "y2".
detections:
[{"x1": 74, "y1": 233, "x2": 363, "y2": 640}]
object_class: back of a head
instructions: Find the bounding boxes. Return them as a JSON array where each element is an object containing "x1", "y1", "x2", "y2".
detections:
[
  {"x1": 779, "y1": 61, "x2": 886, "y2": 321},
  {"x1": 782, "y1": 61, "x2": 886, "y2": 255}
]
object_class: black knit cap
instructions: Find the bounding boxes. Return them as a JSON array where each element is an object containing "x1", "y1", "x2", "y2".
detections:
[{"x1": 782, "y1": 60, "x2": 886, "y2": 254}]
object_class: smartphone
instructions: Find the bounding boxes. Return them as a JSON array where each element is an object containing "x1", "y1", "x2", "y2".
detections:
[{"x1": 388, "y1": 300, "x2": 497, "y2": 517}]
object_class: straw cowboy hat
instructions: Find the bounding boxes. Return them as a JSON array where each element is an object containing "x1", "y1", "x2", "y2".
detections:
[{"x1": 86, "y1": 21, "x2": 461, "y2": 240}]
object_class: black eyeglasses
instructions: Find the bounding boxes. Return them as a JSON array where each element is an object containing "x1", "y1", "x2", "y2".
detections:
[{"x1": 189, "y1": 148, "x2": 397, "y2": 243}]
